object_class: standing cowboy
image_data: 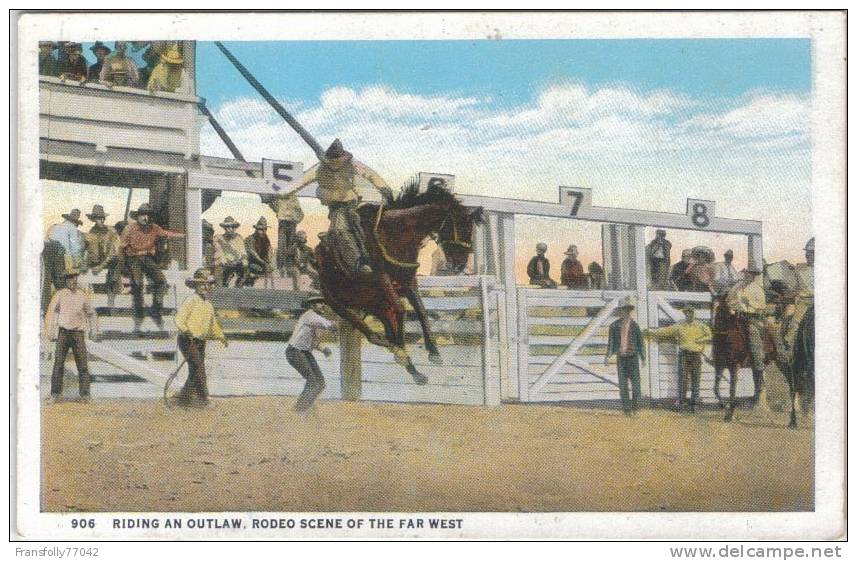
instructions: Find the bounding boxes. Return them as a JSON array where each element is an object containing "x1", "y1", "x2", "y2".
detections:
[
  {"x1": 87, "y1": 41, "x2": 111, "y2": 81},
  {"x1": 172, "y1": 268, "x2": 228, "y2": 407},
  {"x1": 646, "y1": 305, "x2": 712, "y2": 413},
  {"x1": 262, "y1": 191, "x2": 304, "y2": 277},
  {"x1": 560, "y1": 244, "x2": 588, "y2": 289},
  {"x1": 120, "y1": 203, "x2": 185, "y2": 331},
  {"x1": 244, "y1": 217, "x2": 275, "y2": 287},
  {"x1": 99, "y1": 41, "x2": 140, "y2": 87},
  {"x1": 726, "y1": 264, "x2": 768, "y2": 406},
  {"x1": 288, "y1": 139, "x2": 394, "y2": 275},
  {"x1": 646, "y1": 229, "x2": 672, "y2": 290},
  {"x1": 39, "y1": 41, "x2": 59, "y2": 77},
  {"x1": 605, "y1": 297, "x2": 646, "y2": 416},
  {"x1": 527, "y1": 243, "x2": 557, "y2": 288},
  {"x1": 213, "y1": 216, "x2": 248, "y2": 287},
  {"x1": 44, "y1": 267, "x2": 100, "y2": 402},
  {"x1": 42, "y1": 208, "x2": 86, "y2": 313},
  {"x1": 286, "y1": 296, "x2": 336, "y2": 412},
  {"x1": 57, "y1": 42, "x2": 88, "y2": 81},
  {"x1": 84, "y1": 205, "x2": 121, "y2": 307},
  {"x1": 670, "y1": 249, "x2": 694, "y2": 291},
  {"x1": 146, "y1": 43, "x2": 191, "y2": 94}
]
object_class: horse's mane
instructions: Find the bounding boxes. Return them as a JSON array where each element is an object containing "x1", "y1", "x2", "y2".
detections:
[{"x1": 384, "y1": 177, "x2": 464, "y2": 213}]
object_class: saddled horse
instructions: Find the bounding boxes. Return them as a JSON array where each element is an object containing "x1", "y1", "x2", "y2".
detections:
[
  {"x1": 315, "y1": 181, "x2": 483, "y2": 384},
  {"x1": 711, "y1": 295, "x2": 755, "y2": 422}
]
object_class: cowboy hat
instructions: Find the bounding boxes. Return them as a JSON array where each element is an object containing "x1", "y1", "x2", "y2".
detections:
[
  {"x1": 90, "y1": 41, "x2": 111, "y2": 55},
  {"x1": 724, "y1": 249, "x2": 734, "y2": 257},
  {"x1": 64, "y1": 266, "x2": 80, "y2": 277},
  {"x1": 135, "y1": 203, "x2": 154, "y2": 216},
  {"x1": 536, "y1": 242, "x2": 548, "y2": 252},
  {"x1": 185, "y1": 267, "x2": 216, "y2": 288},
  {"x1": 253, "y1": 217, "x2": 268, "y2": 230},
  {"x1": 302, "y1": 296, "x2": 326, "y2": 309},
  {"x1": 324, "y1": 138, "x2": 352, "y2": 162},
  {"x1": 681, "y1": 303, "x2": 697, "y2": 314},
  {"x1": 617, "y1": 296, "x2": 636, "y2": 310},
  {"x1": 63, "y1": 42, "x2": 83, "y2": 51},
  {"x1": 804, "y1": 237, "x2": 815, "y2": 252},
  {"x1": 655, "y1": 229, "x2": 667, "y2": 236},
  {"x1": 220, "y1": 216, "x2": 240, "y2": 228},
  {"x1": 564, "y1": 245, "x2": 578, "y2": 255},
  {"x1": 62, "y1": 209, "x2": 83, "y2": 225},
  {"x1": 86, "y1": 204, "x2": 108, "y2": 221},
  {"x1": 160, "y1": 44, "x2": 184, "y2": 65},
  {"x1": 39, "y1": 41, "x2": 56, "y2": 49}
]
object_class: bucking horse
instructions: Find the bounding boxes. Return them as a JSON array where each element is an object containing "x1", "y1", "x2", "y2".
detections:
[{"x1": 315, "y1": 179, "x2": 483, "y2": 385}]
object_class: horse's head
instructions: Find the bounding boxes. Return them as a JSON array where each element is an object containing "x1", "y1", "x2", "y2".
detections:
[
  {"x1": 390, "y1": 178, "x2": 484, "y2": 273},
  {"x1": 437, "y1": 204, "x2": 484, "y2": 272}
]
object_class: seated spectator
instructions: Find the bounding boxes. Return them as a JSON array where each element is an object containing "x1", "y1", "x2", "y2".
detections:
[
  {"x1": 527, "y1": 242, "x2": 557, "y2": 288},
  {"x1": 670, "y1": 249, "x2": 694, "y2": 291},
  {"x1": 57, "y1": 42, "x2": 88, "y2": 81},
  {"x1": 213, "y1": 216, "x2": 247, "y2": 287},
  {"x1": 147, "y1": 44, "x2": 190, "y2": 94},
  {"x1": 560, "y1": 244, "x2": 588, "y2": 289},
  {"x1": 87, "y1": 41, "x2": 111, "y2": 81},
  {"x1": 244, "y1": 217, "x2": 275, "y2": 287},
  {"x1": 39, "y1": 41, "x2": 59, "y2": 77},
  {"x1": 99, "y1": 41, "x2": 140, "y2": 87},
  {"x1": 588, "y1": 261, "x2": 605, "y2": 289}
]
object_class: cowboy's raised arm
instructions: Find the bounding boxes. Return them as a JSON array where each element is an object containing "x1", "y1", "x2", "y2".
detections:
[
  {"x1": 353, "y1": 160, "x2": 390, "y2": 191},
  {"x1": 277, "y1": 166, "x2": 318, "y2": 198}
]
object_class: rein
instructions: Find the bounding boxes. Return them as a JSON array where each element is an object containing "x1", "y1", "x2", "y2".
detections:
[
  {"x1": 373, "y1": 205, "x2": 419, "y2": 269},
  {"x1": 437, "y1": 214, "x2": 472, "y2": 250}
]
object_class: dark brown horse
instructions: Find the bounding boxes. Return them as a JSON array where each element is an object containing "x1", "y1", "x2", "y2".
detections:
[
  {"x1": 711, "y1": 295, "x2": 753, "y2": 422},
  {"x1": 315, "y1": 181, "x2": 483, "y2": 384}
]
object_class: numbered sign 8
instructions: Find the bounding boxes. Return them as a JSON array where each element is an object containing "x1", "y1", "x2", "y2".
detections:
[{"x1": 686, "y1": 199, "x2": 715, "y2": 228}]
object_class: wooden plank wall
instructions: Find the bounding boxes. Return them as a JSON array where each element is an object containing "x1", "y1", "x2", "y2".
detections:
[{"x1": 521, "y1": 289, "x2": 634, "y2": 402}]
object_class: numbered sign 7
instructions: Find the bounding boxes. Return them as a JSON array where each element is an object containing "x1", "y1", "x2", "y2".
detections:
[
  {"x1": 559, "y1": 187, "x2": 593, "y2": 217},
  {"x1": 686, "y1": 199, "x2": 715, "y2": 228}
]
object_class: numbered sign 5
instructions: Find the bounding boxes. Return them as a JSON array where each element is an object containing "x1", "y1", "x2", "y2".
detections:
[
  {"x1": 686, "y1": 199, "x2": 715, "y2": 228},
  {"x1": 262, "y1": 159, "x2": 304, "y2": 194},
  {"x1": 559, "y1": 187, "x2": 593, "y2": 217}
]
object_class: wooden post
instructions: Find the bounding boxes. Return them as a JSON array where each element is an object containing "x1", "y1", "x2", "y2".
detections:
[
  {"x1": 185, "y1": 181, "x2": 203, "y2": 271},
  {"x1": 630, "y1": 225, "x2": 652, "y2": 398},
  {"x1": 498, "y1": 212, "x2": 519, "y2": 401},
  {"x1": 748, "y1": 234, "x2": 764, "y2": 272},
  {"x1": 480, "y1": 276, "x2": 501, "y2": 406},
  {"x1": 339, "y1": 322, "x2": 362, "y2": 401}
]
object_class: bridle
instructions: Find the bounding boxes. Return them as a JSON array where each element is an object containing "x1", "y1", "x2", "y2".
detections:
[
  {"x1": 437, "y1": 211, "x2": 472, "y2": 251},
  {"x1": 371, "y1": 205, "x2": 473, "y2": 270}
]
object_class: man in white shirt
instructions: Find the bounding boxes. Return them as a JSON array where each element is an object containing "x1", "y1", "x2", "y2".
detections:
[
  {"x1": 714, "y1": 249, "x2": 740, "y2": 295},
  {"x1": 286, "y1": 296, "x2": 337, "y2": 411},
  {"x1": 44, "y1": 268, "x2": 100, "y2": 402}
]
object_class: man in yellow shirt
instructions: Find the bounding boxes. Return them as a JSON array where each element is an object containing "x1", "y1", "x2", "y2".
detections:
[
  {"x1": 172, "y1": 268, "x2": 228, "y2": 407},
  {"x1": 285, "y1": 139, "x2": 394, "y2": 275},
  {"x1": 646, "y1": 305, "x2": 712, "y2": 412}
]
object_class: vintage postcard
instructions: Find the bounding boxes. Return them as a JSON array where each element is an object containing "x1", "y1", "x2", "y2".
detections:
[{"x1": 13, "y1": 11, "x2": 846, "y2": 541}]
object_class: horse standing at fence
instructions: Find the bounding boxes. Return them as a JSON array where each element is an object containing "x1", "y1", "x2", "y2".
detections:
[
  {"x1": 316, "y1": 181, "x2": 483, "y2": 384},
  {"x1": 711, "y1": 295, "x2": 751, "y2": 422},
  {"x1": 788, "y1": 304, "x2": 815, "y2": 428}
]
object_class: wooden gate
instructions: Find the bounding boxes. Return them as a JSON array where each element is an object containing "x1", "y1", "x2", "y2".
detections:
[{"x1": 518, "y1": 288, "x2": 635, "y2": 402}]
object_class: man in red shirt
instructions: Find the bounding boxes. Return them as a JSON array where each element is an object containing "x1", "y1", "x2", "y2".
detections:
[{"x1": 120, "y1": 203, "x2": 184, "y2": 331}]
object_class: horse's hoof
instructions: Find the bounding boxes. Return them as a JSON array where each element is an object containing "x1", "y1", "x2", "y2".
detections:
[
  {"x1": 412, "y1": 373, "x2": 428, "y2": 385},
  {"x1": 428, "y1": 351, "x2": 443, "y2": 365},
  {"x1": 724, "y1": 410, "x2": 734, "y2": 422}
]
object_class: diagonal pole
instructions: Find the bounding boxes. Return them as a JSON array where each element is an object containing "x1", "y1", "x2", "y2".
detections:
[
  {"x1": 198, "y1": 100, "x2": 255, "y2": 178},
  {"x1": 214, "y1": 41, "x2": 326, "y2": 160}
]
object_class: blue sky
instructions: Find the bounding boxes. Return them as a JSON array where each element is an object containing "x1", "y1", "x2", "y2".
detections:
[{"x1": 196, "y1": 40, "x2": 810, "y2": 109}]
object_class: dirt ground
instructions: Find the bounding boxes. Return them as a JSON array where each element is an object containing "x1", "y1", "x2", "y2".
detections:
[{"x1": 41, "y1": 393, "x2": 813, "y2": 513}]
